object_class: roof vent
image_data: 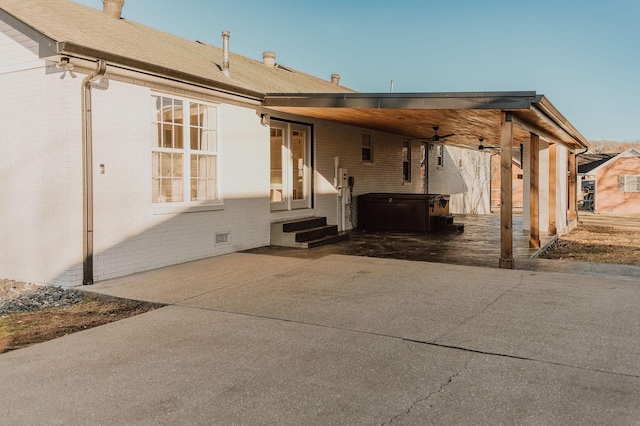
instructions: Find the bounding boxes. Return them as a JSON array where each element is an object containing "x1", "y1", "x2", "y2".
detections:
[
  {"x1": 102, "y1": 0, "x2": 124, "y2": 19},
  {"x1": 262, "y1": 51, "x2": 276, "y2": 68},
  {"x1": 221, "y1": 31, "x2": 230, "y2": 77},
  {"x1": 331, "y1": 73, "x2": 340, "y2": 86}
]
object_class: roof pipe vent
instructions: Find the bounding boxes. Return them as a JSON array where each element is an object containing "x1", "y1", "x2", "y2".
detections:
[
  {"x1": 331, "y1": 73, "x2": 340, "y2": 86},
  {"x1": 102, "y1": 0, "x2": 124, "y2": 19},
  {"x1": 262, "y1": 51, "x2": 276, "y2": 68},
  {"x1": 221, "y1": 31, "x2": 230, "y2": 77}
]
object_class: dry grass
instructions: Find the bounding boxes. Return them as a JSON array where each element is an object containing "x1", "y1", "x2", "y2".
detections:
[
  {"x1": 0, "y1": 298, "x2": 162, "y2": 354},
  {"x1": 540, "y1": 213, "x2": 640, "y2": 265}
]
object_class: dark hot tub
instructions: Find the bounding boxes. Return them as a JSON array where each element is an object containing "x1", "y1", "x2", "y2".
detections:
[{"x1": 357, "y1": 193, "x2": 451, "y2": 232}]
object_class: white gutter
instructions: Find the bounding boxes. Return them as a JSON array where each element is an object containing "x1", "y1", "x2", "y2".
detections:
[{"x1": 82, "y1": 60, "x2": 107, "y2": 285}]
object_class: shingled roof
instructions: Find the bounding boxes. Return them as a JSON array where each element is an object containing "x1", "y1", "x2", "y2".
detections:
[
  {"x1": 577, "y1": 153, "x2": 616, "y2": 174},
  {"x1": 0, "y1": 0, "x2": 356, "y2": 97}
]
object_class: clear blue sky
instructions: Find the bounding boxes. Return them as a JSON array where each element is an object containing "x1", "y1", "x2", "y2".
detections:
[{"x1": 76, "y1": 0, "x2": 640, "y2": 142}]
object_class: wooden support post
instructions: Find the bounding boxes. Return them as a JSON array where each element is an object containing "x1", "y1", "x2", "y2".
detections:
[
  {"x1": 548, "y1": 143, "x2": 557, "y2": 235},
  {"x1": 499, "y1": 112, "x2": 514, "y2": 269},
  {"x1": 568, "y1": 152, "x2": 577, "y2": 220},
  {"x1": 529, "y1": 133, "x2": 540, "y2": 248}
]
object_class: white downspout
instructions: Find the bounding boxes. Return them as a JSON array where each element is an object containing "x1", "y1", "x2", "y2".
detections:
[{"x1": 82, "y1": 60, "x2": 107, "y2": 285}]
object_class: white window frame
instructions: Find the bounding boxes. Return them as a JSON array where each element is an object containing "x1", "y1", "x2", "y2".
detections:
[
  {"x1": 151, "y1": 93, "x2": 222, "y2": 214},
  {"x1": 270, "y1": 120, "x2": 312, "y2": 212},
  {"x1": 618, "y1": 175, "x2": 640, "y2": 192}
]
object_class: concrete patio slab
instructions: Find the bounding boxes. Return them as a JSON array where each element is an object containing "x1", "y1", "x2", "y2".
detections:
[
  {"x1": 86, "y1": 252, "x2": 312, "y2": 304},
  {"x1": 1, "y1": 252, "x2": 639, "y2": 425}
]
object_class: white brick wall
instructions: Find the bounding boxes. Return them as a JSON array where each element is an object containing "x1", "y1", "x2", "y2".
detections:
[
  {"x1": 312, "y1": 122, "x2": 424, "y2": 229},
  {"x1": 91, "y1": 81, "x2": 271, "y2": 283},
  {"x1": 0, "y1": 29, "x2": 83, "y2": 286},
  {"x1": 1, "y1": 24, "x2": 273, "y2": 286}
]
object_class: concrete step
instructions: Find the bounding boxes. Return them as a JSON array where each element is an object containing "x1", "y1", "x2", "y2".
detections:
[
  {"x1": 281, "y1": 217, "x2": 327, "y2": 233},
  {"x1": 271, "y1": 217, "x2": 348, "y2": 248},
  {"x1": 305, "y1": 231, "x2": 351, "y2": 248},
  {"x1": 295, "y1": 225, "x2": 339, "y2": 243}
]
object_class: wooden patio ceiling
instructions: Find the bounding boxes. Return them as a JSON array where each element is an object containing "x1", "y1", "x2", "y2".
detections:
[{"x1": 263, "y1": 91, "x2": 589, "y2": 150}]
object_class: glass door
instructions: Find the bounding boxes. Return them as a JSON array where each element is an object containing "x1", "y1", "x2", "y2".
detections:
[{"x1": 270, "y1": 121, "x2": 311, "y2": 211}]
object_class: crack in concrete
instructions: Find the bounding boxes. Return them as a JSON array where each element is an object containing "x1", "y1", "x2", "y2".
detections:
[
  {"x1": 381, "y1": 352, "x2": 474, "y2": 425},
  {"x1": 434, "y1": 275, "x2": 525, "y2": 344},
  {"x1": 176, "y1": 304, "x2": 640, "y2": 380},
  {"x1": 172, "y1": 260, "x2": 315, "y2": 305}
]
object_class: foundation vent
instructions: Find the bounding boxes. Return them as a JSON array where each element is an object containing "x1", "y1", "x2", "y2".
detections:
[{"x1": 215, "y1": 232, "x2": 231, "y2": 245}]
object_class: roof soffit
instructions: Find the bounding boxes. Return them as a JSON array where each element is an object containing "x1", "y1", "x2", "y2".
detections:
[
  {"x1": 263, "y1": 92, "x2": 587, "y2": 149},
  {"x1": 0, "y1": 7, "x2": 57, "y2": 57}
]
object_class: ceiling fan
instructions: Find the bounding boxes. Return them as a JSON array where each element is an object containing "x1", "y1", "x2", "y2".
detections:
[
  {"x1": 430, "y1": 126, "x2": 454, "y2": 142},
  {"x1": 477, "y1": 137, "x2": 499, "y2": 151}
]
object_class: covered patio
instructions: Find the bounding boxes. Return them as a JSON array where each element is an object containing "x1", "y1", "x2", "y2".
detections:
[
  {"x1": 263, "y1": 91, "x2": 589, "y2": 269},
  {"x1": 247, "y1": 213, "x2": 555, "y2": 269}
]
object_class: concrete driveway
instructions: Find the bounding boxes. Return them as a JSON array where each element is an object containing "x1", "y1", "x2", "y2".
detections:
[{"x1": 1, "y1": 253, "x2": 639, "y2": 425}]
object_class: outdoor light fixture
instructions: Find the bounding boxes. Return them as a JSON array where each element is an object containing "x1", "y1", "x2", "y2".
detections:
[
  {"x1": 55, "y1": 57, "x2": 74, "y2": 70},
  {"x1": 56, "y1": 57, "x2": 76, "y2": 79}
]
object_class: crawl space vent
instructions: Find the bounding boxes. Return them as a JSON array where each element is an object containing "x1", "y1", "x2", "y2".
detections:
[{"x1": 215, "y1": 232, "x2": 231, "y2": 245}]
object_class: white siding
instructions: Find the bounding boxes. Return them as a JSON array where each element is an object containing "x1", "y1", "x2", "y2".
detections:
[
  {"x1": 0, "y1": 21, "x2": 42, "y2": 74},
  {"x1": 447, "y1": 147, "x2": 492, "y2": 214},
  {"x1": 427, "y1": 144, "x2": 468, "y2": 196},
  {"x1": 0, "y1": 29, "x2": 83, "y2": 286}
]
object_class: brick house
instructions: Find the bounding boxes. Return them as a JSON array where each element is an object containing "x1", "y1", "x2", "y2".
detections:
[
  {"x1": 578, "y1": 148, "x2": 640, "y2": 215},
  {"x1": 1, "y1": 0, "x2": 588, "y2": 287}
]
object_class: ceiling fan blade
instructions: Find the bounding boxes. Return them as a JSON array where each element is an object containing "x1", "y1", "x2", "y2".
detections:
[{"x1": 441, "y1": 134, "x2": 455, "y2": 139}]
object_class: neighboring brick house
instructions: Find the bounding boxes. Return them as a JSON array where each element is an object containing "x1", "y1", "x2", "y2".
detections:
[
  {"x1": 1, "y1": 0, "x2": 588, "y2": 287},
  {"x1": 578, "y1": 148, "x2": 640, "y2": 215}
]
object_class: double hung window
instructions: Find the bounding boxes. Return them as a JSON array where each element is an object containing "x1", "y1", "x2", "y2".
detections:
[
  {"x1": 151, "y1": 95, "x2": 218, "y2": 205},
  {"x1": 619, "y1": 175, "x2": 640, "y2": 192}
]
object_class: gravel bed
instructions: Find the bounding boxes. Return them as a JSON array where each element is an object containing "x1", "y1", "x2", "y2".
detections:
[{"x1": 0, "y1": 279, "x2": 86, "y2": 314}]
